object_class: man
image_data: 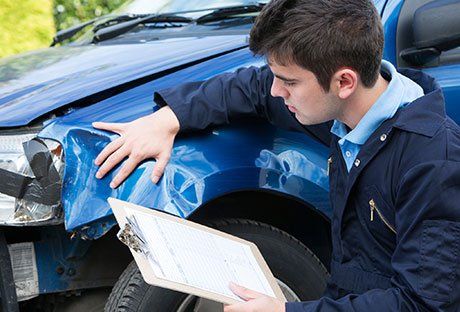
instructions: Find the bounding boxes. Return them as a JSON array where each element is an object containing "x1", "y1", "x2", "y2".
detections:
[{"x1": 93, "y1": 0, "x2": 460, "y2": 311}]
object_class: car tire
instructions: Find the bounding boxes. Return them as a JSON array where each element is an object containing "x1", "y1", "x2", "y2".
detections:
[
  {"x1": 104, "y1": 218, "x2": 329, "y2": 312},
  {"x1": 52, "y1": 288, "x2": 111, "y2": 312}
]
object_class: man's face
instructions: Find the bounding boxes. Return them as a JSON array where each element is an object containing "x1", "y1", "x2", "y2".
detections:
[{"x1": 269, "y1": 60, "x2": 340, "y2": 125}]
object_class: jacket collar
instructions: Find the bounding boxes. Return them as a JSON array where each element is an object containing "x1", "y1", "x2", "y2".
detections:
[{"x1": 391, "y1": 68, "x2": 446, "y2": 138}]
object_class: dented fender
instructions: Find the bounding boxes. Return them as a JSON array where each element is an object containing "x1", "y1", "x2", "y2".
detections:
[{"x1": 38, "y1": 49, "x2": 331, "y2": 239}]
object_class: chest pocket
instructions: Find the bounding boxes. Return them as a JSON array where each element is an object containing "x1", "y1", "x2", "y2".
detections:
[{"x1": 361, "y1": 185, "x2": 397, "y2": 236}]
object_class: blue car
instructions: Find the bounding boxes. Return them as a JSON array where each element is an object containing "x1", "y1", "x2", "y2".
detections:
[{"x1": 0, "y1": 0, "x2": 459, "y2": 310}]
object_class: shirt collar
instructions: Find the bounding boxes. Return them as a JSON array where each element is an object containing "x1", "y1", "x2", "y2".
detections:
[
  {"x1": 331, "y1": 60, "x2": 424, "y2": 145},
  {"x1": 392, "y1": 68, "x2": 446, "y2": 137}
]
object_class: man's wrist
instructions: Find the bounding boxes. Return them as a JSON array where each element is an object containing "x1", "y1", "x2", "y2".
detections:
[{"x1": 154, "y1": 106, "x2": 180, "y2": 134}]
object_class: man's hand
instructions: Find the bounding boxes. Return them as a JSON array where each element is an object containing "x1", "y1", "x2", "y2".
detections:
[
  {"x1": 93, "y1": 106, "x2": 180, "y2": 188},
  {"x1": 224, "y1": 282, "x2": 286, "y2": 312}
]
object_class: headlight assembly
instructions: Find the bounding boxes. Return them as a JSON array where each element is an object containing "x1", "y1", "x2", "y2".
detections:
[{"x1": 0, "y1": 133, "x2": 64, "y2": 225}]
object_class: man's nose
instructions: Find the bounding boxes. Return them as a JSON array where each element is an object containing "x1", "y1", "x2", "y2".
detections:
[{"x1": 270, "y1": 78, "x2": 289, "y2": 99}]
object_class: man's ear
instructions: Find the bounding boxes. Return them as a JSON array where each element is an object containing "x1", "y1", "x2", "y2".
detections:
[{"x1": 330, "y1": 68, "x2": 358, "y2": 100}]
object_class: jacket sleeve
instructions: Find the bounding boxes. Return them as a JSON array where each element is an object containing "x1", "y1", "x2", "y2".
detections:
[
  {"x1": 286, "y1": 160, "x2": 460, "y2": 312},
  {"x1": 153, "y1": 65, "x2": 331, "y2": 146}
]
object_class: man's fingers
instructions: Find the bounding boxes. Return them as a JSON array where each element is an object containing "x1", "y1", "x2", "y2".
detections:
[
  {"x1": 92, "y1": 121, "x2": 125, "y2": 134},
  {"x1": 95, "y1": 137, "x2": 125, "y2": 167},
  {"x1": 110, "y1": 156, "x2": 141, "y2": 188},
  {"x1": 229, "y1": 282, "x2": 261, "y2": 301},
  {"x1": 151, "y1": 154, "x2": 170, "y2": 184},
  {"x1": 96, "y1": 146, "x2": 129, "y2": 180}
]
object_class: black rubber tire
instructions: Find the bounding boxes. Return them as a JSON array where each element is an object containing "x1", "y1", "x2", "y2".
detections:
[
  {"x1": 105, "y1": 219, "x2": 329, "y2": 311},
  {"x1": 52, "y1": 288, "x2": 112, "y2": 312}
]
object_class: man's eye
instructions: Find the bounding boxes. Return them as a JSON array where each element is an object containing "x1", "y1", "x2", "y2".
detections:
[{"x1": 283, "y1": 81, "x2": 296, "y2": 87}]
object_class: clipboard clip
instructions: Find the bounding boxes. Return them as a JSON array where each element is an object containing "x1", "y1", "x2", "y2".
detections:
[{"x1": 117, "y1": 217, "x2": 148, "y2": 255}]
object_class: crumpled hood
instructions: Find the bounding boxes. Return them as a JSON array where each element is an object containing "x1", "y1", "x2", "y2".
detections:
[{"x1": 0, "y1": 35, "x2": 247, "y2": 127}]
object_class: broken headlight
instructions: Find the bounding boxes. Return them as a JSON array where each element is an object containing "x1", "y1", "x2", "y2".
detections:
[{"x1": 0, "y1": 133, "x2": 64, "y2": 225}]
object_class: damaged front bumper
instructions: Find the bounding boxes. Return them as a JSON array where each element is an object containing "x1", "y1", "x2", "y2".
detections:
[
  {"x1": 0, "y1": 133, "x2": 64, "y2": 226},
  {"x1": 0, "y1": 131, "x2": 65, "y2": 307}
]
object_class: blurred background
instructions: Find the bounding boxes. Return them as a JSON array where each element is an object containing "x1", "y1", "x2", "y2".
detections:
[{"x1": 0, "y1": 0, "x2": 128, "y2": 58}]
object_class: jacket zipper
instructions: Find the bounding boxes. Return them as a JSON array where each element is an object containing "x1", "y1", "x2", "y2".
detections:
[
  {"x1": 327, "y1": 157, "x2": 332, "y2": 175},
  {"x1": 369, "y1": 199, "x2": 397, "y2": 234}
]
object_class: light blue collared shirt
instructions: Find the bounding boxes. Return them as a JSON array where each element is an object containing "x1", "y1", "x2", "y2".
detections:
[{"x1": 330, "y1": 60, "x2": 425, "y2": 172}]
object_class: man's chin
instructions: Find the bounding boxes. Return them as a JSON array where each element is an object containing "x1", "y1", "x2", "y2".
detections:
[{"x1": 295, "y1": 114, "x2": 324, "y2": 126}]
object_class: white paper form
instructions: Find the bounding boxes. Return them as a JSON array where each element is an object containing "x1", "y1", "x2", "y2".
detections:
[{"x1": 128, "y1": 209, "x2": 276, "y2": 302}]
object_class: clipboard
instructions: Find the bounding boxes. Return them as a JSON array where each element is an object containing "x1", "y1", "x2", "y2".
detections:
[{"x1": 108, "y1": 197, "x2": 286, "y2": 305}]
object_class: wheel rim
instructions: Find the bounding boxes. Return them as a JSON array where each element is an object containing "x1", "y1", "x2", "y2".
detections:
[
  {"x1": 276, "y1": 278, "x2": 301, "y2": 302},
  {"x1": 176, "y1": 278, "x2": 300, "y2": 312}
]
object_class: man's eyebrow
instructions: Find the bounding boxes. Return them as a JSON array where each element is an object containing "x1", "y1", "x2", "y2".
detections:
[{"x1": 273, "y1": 74, "x2": 299, "y2": 82}]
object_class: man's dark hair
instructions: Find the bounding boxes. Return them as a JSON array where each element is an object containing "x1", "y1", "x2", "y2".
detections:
[{"x1": 250, "y1": 0, "x2": 384, "y2": 91}]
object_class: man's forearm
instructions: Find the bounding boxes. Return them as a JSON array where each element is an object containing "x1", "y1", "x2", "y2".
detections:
[
  {"x1": 154, "y1": 65, "x2": 332, "y2": 146},
  {"x1": 154, "y1": 66, "x2": 283, "y2": 131}
]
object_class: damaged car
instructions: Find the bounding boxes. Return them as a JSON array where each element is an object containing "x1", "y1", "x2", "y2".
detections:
[{"x1": 0, "y1": 0, "x2": 459, "y2": 310}]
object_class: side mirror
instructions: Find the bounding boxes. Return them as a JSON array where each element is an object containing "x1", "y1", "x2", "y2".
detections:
[{"x1": 400, "y1": 0, "x2": 460, "y2": 66}]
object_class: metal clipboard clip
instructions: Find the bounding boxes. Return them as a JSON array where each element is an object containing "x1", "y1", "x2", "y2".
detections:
[
  {"x1": 117, "y1": 216, "x2": 149, "y2": 256},
  {"x1": 117, "y1": 213, "x2": 165, "y2": 276}
]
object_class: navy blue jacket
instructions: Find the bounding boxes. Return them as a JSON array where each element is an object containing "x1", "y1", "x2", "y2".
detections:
[{"x1": 154, "y1": 65, "x2": 460, "y2": 311}]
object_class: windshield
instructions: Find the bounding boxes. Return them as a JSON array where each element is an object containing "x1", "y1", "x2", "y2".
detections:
[
  {"x1": 119, "y1": 0, "x2": 267, "y2": 15},
  {"x1": 68, "y1": 0, "x2": 384, "y2": 45},
  {"x1": 119, "y1": 0, "x2": 387, "y2": 15}
]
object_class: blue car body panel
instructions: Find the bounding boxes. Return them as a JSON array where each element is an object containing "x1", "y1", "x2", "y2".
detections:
[
  {"x1": 39, "y1": 48, "x2": 331, "y2": 236},
  {"x1": 34, "y1": 227, "x2": 92, "y2": 294},
  {"x1": 0, "y1": 35, "x2": 247, "y2": 127},
  {"x1": 381, "y1": 0, "x2": 404, "y2": 65},
  {"x1": 423, "y1": 64, "x2": 460, "y2": 124}
]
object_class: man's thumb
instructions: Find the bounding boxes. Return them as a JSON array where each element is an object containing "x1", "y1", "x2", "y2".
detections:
[{"x1": 229, "y1": 282, "x2": 260, "y2": 301}]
